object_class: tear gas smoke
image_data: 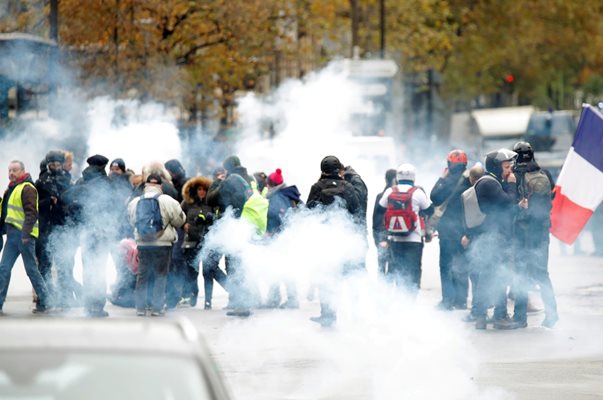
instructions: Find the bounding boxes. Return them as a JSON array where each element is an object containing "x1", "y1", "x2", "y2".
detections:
[
  {"x1": 85, "y1": 97, "x2": 181, "y2": 174},
  {"x1": 198, "y1": 61, "x2": 519, "y2": 399}
]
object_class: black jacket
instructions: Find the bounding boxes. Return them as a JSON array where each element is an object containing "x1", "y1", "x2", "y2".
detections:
[
  {"x1": 206, "y1": 173, "x2": 252, "y2": 218},
  {"x1": 474, "y1": 173, "x2": 517, "y2": 236},
  {"x1": 430, "y1": 171, "x2": 471, "y2": 240},
  {"x1": 35, "y1": 169, "x2": 72, "y2": 231}
]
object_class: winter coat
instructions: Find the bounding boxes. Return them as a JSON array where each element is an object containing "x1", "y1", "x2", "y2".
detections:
[
  {"x1": 0, "y1": 174, "x2": 38, "y2": 238},
  {"x1": 207, "y1": 173, "x2": 252, "y2": 217},
  {"x1": 181, "y1": 177, "x2": 214, "y2": 244},
  {"x1": 430, "y1": 171, "x2": 471, "y2": 240},
  {"x1": 266, "y1": 184, "x2": 302, "y2": 234},
  {"x1": 372, "y1": 189, "x2": 388, "y2": 245},
  {"x1": 128, "y1": 185, "x2": 185, "y2": 247},
  {"x1": 35, "y1": 169, "x2": 72, "y2": 231},
  {"x1": 165, "y1": 159, "x2": 187, "y2": 203},
  {"x1": 110, "y1": 172, "x2": 134, "y2": 239},
  {"x1": 343, "y1": 166, "x2": 368, "y2": 228},
  {"x1": 473, "y1": 173, "x2": 517, "y2": 236}
]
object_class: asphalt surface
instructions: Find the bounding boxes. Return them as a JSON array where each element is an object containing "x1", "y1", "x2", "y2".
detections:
[{"x1": 2, "y1": 237, "x2": 603, "y2": 400}]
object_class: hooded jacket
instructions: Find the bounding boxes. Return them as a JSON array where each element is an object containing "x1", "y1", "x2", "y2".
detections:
[
  {"x1": 181, "y1": 176, "x2": 214, "y2": 243},
  {"x1": 266, "y1": 184, "x2": 302, "y2": 234},
  {"x1": 128, "y1": 184, "x2": 185, "y2": 246}
]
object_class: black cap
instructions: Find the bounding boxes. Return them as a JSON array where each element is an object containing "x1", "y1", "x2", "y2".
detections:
[
  {"x1": 222, "y1": 155, "x2": 241, "y2": 173},
  {"x1": 46, "y1": 150, "x2": 65, "y2": 164},
  {"x1": 320, "y1": 155, "x2": 343, "y2": 174},
  {"x1": 146, "y1": 173, "x2": 163, "y2": 185},
  {"x1": 86, "y1": 154, "x2": 109, "y2": 167},
  {"x1": 110, "y1": 158, "x2": 126, "y2": 173}
]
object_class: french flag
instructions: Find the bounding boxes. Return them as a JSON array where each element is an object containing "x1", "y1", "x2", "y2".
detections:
[{"x1": 551, "y1": 104, "x2": 603, "y2": 244}]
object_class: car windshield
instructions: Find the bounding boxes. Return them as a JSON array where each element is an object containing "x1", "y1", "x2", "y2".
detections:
[{"x1": 0, "y1": 351, "x2": 213, "y2": 400}]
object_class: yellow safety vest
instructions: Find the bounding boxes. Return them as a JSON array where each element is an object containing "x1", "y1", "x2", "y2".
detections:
[
  {"x1": 241, "y1": 191, "x2": 268, "y2": 237},
  {"x1": 3, "y1": 181, "x2": 39, "y2": 238}
]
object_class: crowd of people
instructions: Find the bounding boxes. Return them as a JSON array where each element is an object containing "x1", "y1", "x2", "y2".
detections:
[{"x1": 0, "y1": 143, "x2": 560, "y2": 329}]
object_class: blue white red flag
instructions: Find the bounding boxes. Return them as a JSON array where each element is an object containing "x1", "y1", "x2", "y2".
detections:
[{"x1": 551, "y1": 104, "x2": 603, "y2": 244}]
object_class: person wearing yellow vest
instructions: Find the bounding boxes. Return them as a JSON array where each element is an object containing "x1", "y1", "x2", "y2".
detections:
[{"x1": 0, "y1": 160, "x2": 50, "y2": 315}]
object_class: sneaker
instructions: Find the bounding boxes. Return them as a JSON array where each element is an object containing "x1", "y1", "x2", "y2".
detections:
[
  {"x1": 513, "y1": 318, "x2": 528, "y2": 328},
  {"x1": 151, "y1": 310, "x2": 165, "y2": 317},
  {"x1": 541, "y1": 314, "x2": 559, "y2": 329},
  {"x1": 86, "y1": 309, "x2": 109, "y2": 318},
  {"x1": 204, "y1": 302, "x2": 212, "y2": 310},
  {"x1": 493, "y1": 317, "x2": 521, "y2": 330},
  {"x1": 475, "y1": 317, "x2": 487, "y2": 330},
  {"x1": 136, "y1": 310, "x2": 146, "y2": 317},
  {"x1": 226, "y1": 309, "x2": 252, "y2": 317},
  {"x1": 177, "y1": 298, "x2": 192, "y2": 308},
  {"x1": 32, "y1": 305, "x2": 49, "y2": 314},
  {"x1": 190, "y1": 296, "x2": 198, "y2": 308},
  {"x1": 436, "y1": 301, "x2": 453, "y2": 311}
]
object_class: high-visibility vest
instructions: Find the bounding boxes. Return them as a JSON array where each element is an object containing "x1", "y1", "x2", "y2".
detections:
[{"x1": 3, "y1": 181, "x2": 39, "y2": 238}]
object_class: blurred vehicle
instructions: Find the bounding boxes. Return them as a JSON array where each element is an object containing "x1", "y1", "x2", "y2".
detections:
[
  {"x1": 0, "y1": 318, "x2": 231, "y2": 400},
  {"x1": 524, "y1": 110, "x2": 577, "y2": 178}
]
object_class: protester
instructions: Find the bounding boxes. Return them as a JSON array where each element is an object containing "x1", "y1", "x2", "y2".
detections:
[
  {"x1": 128, "y1": 174, "x2": 185, "y2": 316},
  {"x1": 429, "y1": 150, "x2": 471, "y2": 310},
  {"x1": 378, "y1": 163, "x2": 433, "y2": 293}
]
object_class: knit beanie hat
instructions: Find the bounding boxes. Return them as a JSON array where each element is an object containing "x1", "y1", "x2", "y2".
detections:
[
  {"x1": 110, "y1": 158, "x2": 126, "y2": 173},
  {"x1": 267, "y1": 168, "x2": 284, "y2": 187}
]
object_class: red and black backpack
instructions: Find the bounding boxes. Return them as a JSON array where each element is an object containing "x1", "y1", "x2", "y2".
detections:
[{"x1": 384, "y1": 186, "x2": 417, "y2": 236}]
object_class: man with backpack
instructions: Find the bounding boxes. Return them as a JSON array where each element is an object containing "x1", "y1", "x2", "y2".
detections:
[
  {"x1": 378, "y1": 163, "x2": 433, "y2": 293},
  {"x1": 306, "y1": 155, "x2": 364, "y2": 327},
  {"x1": 430, "y1": 150, "x2": 472, "y2": 310},
  {"x1": 128, "y1": 174, "x2": 185, "y2": 316},
  {"x1": 462, "y1": 149, "x2": 521, "y2": 330},
  {"x1": 511, "y1": 141, "x2": 558, "y2": 328}
]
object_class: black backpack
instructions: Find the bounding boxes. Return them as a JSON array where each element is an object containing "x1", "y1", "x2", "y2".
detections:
[
  {"x1": 135, "y1": 194, "x2": 164, "y2": 241},
  {"x1": 318, "y1": 179, "x2": 348, "y2": 207}
]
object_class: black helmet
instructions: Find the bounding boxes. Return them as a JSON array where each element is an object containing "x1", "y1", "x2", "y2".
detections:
[
  {"x1": 513, "y1": 141, "x2": 534, "y2": 164},
  {"x1": 484, "y1": 148, "x2": 517, "y2": 179}
]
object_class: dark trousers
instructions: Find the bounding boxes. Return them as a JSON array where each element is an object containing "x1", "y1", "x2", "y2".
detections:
[
  {"x1": 387, "y1": 241, "x2": 424, "y2": 293},
  {"x1": 0, "y1": 225, "x2": 50, "y2": 308},
  {"x1": 469, "y1": 233, "x2": 510, "y2": 320},
  {"x1": 439, "y1": 237, "x2": 468, "y2": 307},
  {"x1": 136, "y1": 246, "x2": 172, "y2": 313},
  {"x1": 36, "y1": 229, "x2": 54, "y2": 292},
  {"x1": 201, "y1": 250, "x2": 228, "y2": 305},
  {"x1": 513, "y1": 235, "x2": 557, "y2": 322}
]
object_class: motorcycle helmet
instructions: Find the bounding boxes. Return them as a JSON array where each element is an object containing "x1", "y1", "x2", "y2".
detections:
[
  {"x1": 396, "y1": 163, "x2": 416, "y2": 183},
  {"x1": 513, "y1": 141, "x2": 535, "y2": 164},
  {"x1": 484, "y1": 148, "x2": 517, "y2": 179},
  {"x1": 447, "y1": 149, "x2": 468, "y2": 173}
]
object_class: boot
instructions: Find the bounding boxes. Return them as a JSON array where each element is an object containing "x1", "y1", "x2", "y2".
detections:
[
  {"x1": 493, "y1": 317, "x2": 521, "y2": 330},
  {"x1": 475, "y1": 317, "x2": 487, "y2": 330}
]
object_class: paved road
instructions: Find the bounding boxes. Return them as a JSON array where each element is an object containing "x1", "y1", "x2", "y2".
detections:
[{"x1": 2, "y1": 239, "x2": 603, "y2": 399}]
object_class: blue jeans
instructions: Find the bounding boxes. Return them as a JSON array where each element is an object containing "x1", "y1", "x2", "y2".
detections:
[
  {"x1": 136, "y1": 245, "x2": 172, "y2": 313},
  {"x1": 0, "y1": 225, "x2": 50, "y2": 309}
]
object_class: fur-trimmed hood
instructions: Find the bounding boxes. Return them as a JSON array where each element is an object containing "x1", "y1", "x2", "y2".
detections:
[{"x1": 182, "y1": 176, "x2": 213, "y2": 204}]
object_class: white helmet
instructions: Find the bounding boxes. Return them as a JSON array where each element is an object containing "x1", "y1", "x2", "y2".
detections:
[{"x1": 396, "y1": 163, "x2": 416, "y2": 182}]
